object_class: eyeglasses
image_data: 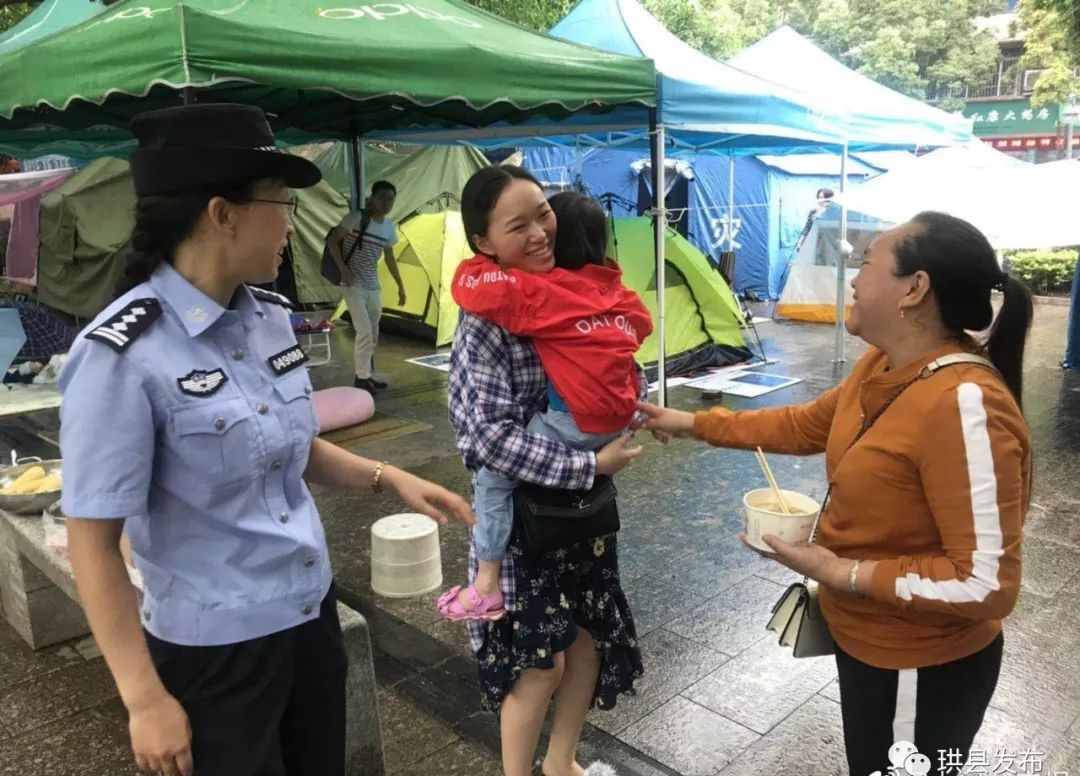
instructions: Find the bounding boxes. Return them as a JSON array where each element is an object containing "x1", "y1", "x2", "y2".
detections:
[{"x1": 250, "y1": 197, "x2": 299, "y2": 216}]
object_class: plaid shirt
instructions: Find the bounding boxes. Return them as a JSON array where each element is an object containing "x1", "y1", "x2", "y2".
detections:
[{"x1": 448, "y1": 311, "x2": 647, "y2": 650}]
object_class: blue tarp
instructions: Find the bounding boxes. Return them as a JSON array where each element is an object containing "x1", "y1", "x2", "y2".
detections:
[
  {"x1": 374, "y1": 0, "x2": 846, "y2": 154},
  {"x1": 524, "y1": 147, "x2": 874, "y2": 298},
  {"x1": 727, "y1": 26, "x2": 973, "y2": 149},
  {"x1": 1066, "y1": 252, "x2": 1080, "y2": 370}
]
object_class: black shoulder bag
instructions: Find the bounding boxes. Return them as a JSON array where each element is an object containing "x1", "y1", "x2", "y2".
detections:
[
  {"x1": 320, "y1": 209, "x2": 371, "y2": 285},
  {"x1": 513, "y1": 475, "x2": 620, "y2": 558}
]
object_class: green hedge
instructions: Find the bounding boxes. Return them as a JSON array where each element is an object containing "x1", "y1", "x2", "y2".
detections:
[{"x1": 1004, "y1": 249, "x2": 1078, "y2": 295}]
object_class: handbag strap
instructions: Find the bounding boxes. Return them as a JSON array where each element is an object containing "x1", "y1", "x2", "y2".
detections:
[{"x1": 807, "y1": 352, "x2": 996, "y2": 544}]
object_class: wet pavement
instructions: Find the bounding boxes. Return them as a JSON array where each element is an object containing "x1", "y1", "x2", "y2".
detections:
[{"x1": 1, "y1": 302, "x2": 1078, "y2": 776}]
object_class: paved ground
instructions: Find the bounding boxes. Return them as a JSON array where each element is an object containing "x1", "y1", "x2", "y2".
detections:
[{"x1": 1, "y1": 302, "x2": 1078, "y2": 776}]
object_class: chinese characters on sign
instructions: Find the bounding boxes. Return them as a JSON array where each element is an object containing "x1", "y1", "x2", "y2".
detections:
[{"x1": 710, "y1": 214, "x2": 742, "y2": 251}]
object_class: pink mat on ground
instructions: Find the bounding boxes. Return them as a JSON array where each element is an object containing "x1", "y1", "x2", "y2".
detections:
[{"x1": 312, "y1": 386, "x2": 375, "y2": 432}]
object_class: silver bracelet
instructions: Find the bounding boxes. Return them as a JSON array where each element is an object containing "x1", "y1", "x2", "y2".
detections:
[{"x1": 848, "y1": 559, "x2": 861, "y2": 595}]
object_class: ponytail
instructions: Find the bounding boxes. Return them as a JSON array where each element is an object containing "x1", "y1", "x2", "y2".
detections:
[
  {"x1": 895, "y1": 212, "x2": 1034, "y2": 407},
  {"x1": 113, "y1": 182, "x2": 255, "y2": 298},
  {"x1": 986, "y1": 273, "x2": 1034, "y2": 408}
]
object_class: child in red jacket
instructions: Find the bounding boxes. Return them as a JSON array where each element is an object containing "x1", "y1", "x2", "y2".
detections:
[{"x1": 438, "y1": 192, "x2": 653, "y2": 622}]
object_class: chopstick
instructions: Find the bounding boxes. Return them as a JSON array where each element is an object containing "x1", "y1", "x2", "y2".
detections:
[{"x1": 755, "y1": 447, "x2": 790, "y2": 514}]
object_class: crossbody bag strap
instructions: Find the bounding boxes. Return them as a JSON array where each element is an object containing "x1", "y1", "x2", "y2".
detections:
[
  {"x1": 807, "y1": 352, "x2": 996, "y2": 544},
  {"x1": 343, "y1": 210, "x2": 371, "y2": 267}
]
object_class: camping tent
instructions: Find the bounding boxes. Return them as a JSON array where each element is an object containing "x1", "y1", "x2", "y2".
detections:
[
  {"x1": 302, "y1": 142, "x2": 486, "y2": 220},
  {"x1": 377, "y1": 210, "x2": 472, "y2": 347},
  {"x1": 21, "y1": 142, "x2": 484, "y2": 318},
  {"x1": 365, "y1": 210, "x2": 750, "y2": 371},
  {"x1": 0, "y1": 168, "x2": 74, "y2": 284},
  {"x1": 37, "y1": 158, "x2": 134, "y2": 319},
  {"x1": 610, "y1": 217, "x2": 750, "y2": 373},
  {"x1": 523, "y1": 146, "x2": 878, "y2": 299},
  {"x1": 773, "y1": 206, "x2": 894, "y2": 323}
]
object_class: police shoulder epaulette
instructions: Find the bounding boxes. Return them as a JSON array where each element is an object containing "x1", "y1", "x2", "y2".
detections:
[
  {"x1": 248, "y1": 286, "x2": 294, "y2": 308},
  {"x1": 85, "y1": 298, "x2": 162, "y2": 353}
]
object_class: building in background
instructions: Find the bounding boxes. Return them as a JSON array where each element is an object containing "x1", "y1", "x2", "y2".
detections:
[{"x1": 933, "y1": 11, "x2": 1077, "y2": 162}]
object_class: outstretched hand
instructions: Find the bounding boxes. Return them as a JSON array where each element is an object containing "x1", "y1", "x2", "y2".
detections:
[
  {"x1": 634, "y1": 402, "x2": 696, "y2": 438},
  {"x1": 388, "y1": 467, "x2": 476, "y2": 527}
]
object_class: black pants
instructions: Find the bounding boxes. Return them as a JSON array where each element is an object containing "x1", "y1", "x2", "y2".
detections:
[
  {"x1": 835, "y1": 633, "x2": 1003, "y2": 776},
  {"x1": 146, "y1": 584, "x2": 348, "y2": 776}
]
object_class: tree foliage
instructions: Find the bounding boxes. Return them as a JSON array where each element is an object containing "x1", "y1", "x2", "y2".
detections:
[
  {"x1": 1020, "y1": 0, "x2": 1080, "y2": 107},
  {"x1": 0, "y1": 3, "x2": 32, "y2": 34},
  {"x1": 465, "y1": 0, "x2": 1004, "y2": 111},
  {"x1": 1027, "y1": 0, "x2": 1080, "y2": 64}
]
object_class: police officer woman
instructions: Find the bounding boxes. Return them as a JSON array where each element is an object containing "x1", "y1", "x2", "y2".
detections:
[{"x1": 59, "y1": 104, "x2": 474, "y2": 776}]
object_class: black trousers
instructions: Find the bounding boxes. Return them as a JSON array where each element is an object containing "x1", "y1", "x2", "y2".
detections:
[
  {"x1": 145, "y1": 583, "x2": 348, "y2": 776},
  {"x1": 835, "y1": 633, "x2": 1003, "y2": 776}
]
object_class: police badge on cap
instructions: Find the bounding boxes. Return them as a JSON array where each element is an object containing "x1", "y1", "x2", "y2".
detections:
[{"x1": 129, "y1": 104, "x2": 322, "y2": 197}]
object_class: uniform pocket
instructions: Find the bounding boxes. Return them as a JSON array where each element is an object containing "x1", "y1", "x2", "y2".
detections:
[
  {"x1": 168, "y1": 399, "x2": 257, "y2": 489},
  {"x1": 273, "y1": 371, "x2": 318, "y2": 442}
]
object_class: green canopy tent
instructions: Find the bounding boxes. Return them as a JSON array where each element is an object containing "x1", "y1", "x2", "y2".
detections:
[{"x1": 0, "y1": 0, "x2": 655, "y2": 148}]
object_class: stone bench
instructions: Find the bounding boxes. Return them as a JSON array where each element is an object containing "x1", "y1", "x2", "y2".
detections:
[{"x1": 0, "y1": 508, "x2": 385, "y2": 775}]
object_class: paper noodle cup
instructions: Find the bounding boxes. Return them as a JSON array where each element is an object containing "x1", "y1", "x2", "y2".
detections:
[{"x1": 742, "y1": 488, "x2": 820, "y2": 552}]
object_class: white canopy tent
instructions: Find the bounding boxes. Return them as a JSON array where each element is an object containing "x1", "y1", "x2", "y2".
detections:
[
  {"x1": 778, "y1": 147, "x2": 1080, "y2": 323},
  {"x1": 838, "y1": 146, "x2": 1080, "y2": 250}
]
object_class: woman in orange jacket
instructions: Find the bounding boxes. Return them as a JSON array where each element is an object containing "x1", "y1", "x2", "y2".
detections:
[{"x1": 639, "y1": 212, "x2": 1033, "y2": 776}]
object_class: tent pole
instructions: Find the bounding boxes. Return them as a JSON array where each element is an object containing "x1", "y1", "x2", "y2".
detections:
[
  {"x1": 650, "y1": 109, "x2": 667, "y2": 408},
  {"x1": 573, "y1": 137, "x2": 584, "y2": 191},
  {"x1": 834, "y1": 143, "x2": 849, "y2": 363},
  {"x1": 348, "y1": 136, "x2": 364, "y2": 211},
  {"x1": 727, "y1": 151, "x2": 735, "y2": 252},
  {"x1": 359, "y1": 139, "x2": 367, "y2": 205}
]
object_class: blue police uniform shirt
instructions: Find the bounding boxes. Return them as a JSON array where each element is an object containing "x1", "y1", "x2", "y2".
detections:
[{"x1": 59, "y1": 263, "x2": 332, "y2": 646}]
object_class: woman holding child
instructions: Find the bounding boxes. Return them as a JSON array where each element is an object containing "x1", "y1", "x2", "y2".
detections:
[{"x1": 444, "y1": 167, "x2": 649, "y2": 776}]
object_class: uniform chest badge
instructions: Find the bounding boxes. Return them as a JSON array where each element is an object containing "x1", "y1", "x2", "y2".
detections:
[
  {"x1": 177, "y1": 368, "x2": 229, "y2": 397},
  {"x1": 268, "y1": 345, "x2": 309, "y2": 376}
]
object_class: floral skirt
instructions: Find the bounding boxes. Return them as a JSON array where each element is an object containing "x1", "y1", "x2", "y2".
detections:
[{"x1": 469, "y1": 528, "x2": 643, "y2": 712}]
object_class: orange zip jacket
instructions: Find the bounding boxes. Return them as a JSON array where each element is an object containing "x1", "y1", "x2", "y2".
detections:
[{"x1": 693, "y1": 345, "x2": 1031, "y2": 669}]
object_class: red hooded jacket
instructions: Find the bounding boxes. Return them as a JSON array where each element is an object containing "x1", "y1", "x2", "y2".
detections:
[{"x1": 451, "y1": 255, "x2": 653, "y2": 433}]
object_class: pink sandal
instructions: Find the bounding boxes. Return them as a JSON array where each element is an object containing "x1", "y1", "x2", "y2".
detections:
[{"x1": 437, "y1": 584, "x2": 506, "y2": 622}]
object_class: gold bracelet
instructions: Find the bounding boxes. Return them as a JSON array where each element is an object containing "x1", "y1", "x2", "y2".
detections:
[
  {"x1": 848, "y1": 559, "x2": 861, "y2": 595},
  {"x1": 371, "y1": 461, "x2": 388, "y2": 493}
]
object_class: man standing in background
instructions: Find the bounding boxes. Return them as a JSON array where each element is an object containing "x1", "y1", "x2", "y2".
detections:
[{"x1": 328, "y1": 179, "x2": 407, "y2": 393}]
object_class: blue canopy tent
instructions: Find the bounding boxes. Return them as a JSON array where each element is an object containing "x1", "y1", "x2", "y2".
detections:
[
  {"x1": 728, "y1": 26, "x2": 974, "y2": 356},
  {"x1": 372, "y1": 0, "x2": 845, "y2": 154},
  {"x1": 524, "y1": 146, "x2": 879, "y2": 299}
]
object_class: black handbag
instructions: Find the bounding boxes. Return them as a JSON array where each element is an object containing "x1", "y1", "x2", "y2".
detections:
[{"x1": 513, "y1": 475, "x2": 620, "y2": 558}]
